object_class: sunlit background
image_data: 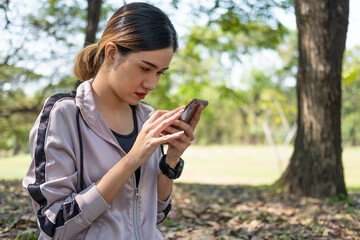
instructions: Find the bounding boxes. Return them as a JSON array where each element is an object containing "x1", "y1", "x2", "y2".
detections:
[{"x1": 0, "y1": 0, "x2": 359, "y2": 187}]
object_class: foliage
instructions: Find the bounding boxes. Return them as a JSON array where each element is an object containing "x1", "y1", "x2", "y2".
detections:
[
  {"x1": 147, "y1": 20, "x2": 296, "y2": 144},
  {"x1": 0, "y1": 0, "x2": 114, "y2": 153},
  {"x1": 0, "y1": 0, "x2": 297, "y2": 150},
  {"x1": 342, "y1": 46, "x2": 360, "y2": 146},
  {"x1": 0, "y1": 64, "x2": 42, "y2": 152},
  {"x1": 1, "y1": 0, "x2": 358, "y2": 153}
]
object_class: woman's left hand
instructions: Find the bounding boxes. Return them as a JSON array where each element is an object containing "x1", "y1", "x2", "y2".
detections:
[{"x1": 163, "y1": 105, "x2": 203, "y2": 167}]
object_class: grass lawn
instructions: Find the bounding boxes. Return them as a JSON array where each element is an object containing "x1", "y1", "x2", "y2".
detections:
[
  {"x1": 180, "y1": 145, "x2": 360, "y2": 187},
  {"x1": 0, "y1": 153, "x2": 32, "y2": 180},
  {"x1": 0, "y1": 145, "x2": 359, "y2": 187}
]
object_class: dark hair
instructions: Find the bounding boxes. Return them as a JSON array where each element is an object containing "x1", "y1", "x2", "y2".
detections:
[{"x1": 74, "y1": 2, "x2": 178, "y2": 82}]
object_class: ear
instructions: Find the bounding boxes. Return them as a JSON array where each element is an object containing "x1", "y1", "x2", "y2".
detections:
[{"x1": 104, "y1": 42, "x2": 118, "y2": 65}]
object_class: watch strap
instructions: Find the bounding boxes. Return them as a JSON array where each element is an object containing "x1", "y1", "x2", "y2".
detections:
[{"x1": 159, "y1": 154, "x2": 184, "y2": 179}]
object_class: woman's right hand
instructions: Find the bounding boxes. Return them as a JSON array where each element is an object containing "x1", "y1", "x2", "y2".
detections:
[
  {"x1": 96, "y1": 107, "x2": 185, "y2": 204},
  {"x1": 127, "y1": 107, "x2": 185, "y2": 168}
]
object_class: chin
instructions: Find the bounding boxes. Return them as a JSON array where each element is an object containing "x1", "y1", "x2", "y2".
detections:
[
  {"x1": 128, "y1": 99, "x2": 141, "y2": 106},
  {"x1": 120, "y1": 95, "x2": 140, "y2": 106}
]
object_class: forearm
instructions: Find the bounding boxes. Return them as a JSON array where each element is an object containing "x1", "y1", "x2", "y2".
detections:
[
  {"x1": 157, "y1": 156, "x2": 178, "y2": 201},
  {"x1": 96, "y1": 154, "x2": 139, "y2": 204},
  {"x1": 157, "y1": 172, "x2": 173, "y2": 201}
]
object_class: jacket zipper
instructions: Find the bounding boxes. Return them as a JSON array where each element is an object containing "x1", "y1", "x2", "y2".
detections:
[{"x1": 133, "y1": 172, "x2": 141, "y2": 240}]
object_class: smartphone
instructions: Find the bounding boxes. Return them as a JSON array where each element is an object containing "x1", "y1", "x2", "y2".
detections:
[
  {"x1": 162, "y1": 98, "x2": 208, "y2": 135},
  {"x1": 180, "y1": 98, "x2": 209, "y2": 124}
]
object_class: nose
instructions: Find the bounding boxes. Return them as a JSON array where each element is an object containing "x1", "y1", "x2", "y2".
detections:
[{"x1": 142, "y1": 75, "x2": 157, "y2": 91}]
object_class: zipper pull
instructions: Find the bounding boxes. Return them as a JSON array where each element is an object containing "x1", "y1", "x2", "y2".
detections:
[{"x1": 135, "y1": 189, "x2": 139, "y2": 199}]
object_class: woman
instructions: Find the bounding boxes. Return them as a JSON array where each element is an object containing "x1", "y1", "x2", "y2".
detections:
[{"x1": 23, "y1": 2, "x2": 202, "y2": 239}]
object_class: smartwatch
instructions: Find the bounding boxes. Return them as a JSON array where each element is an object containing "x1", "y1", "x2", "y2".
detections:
[{"x1": 159, "y1": 154, "x2": 184, "y2": 179}]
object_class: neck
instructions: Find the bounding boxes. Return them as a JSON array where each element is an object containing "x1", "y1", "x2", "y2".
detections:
[
  {"x1": 92, "y1": 72, "x2": 128, "y2": 112},
  {"x1": 92, "y1": 73, "x2": 134, "y2": 134}
]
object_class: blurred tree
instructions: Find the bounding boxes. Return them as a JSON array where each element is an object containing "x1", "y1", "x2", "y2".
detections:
[
  {"x1": 0, "y1": 0, "x2": 108, "y2": 153},
  {"x1": 75, "y1": 0, "x2": 103, "y2": 87},
  {"x1": 0, "y1": 0, "x2": 297, "y2": 151},
  {"x1": 277, "y1": 0, "x2": 349, "y2": 198},
  {"x1": 147, "y1": 0, "x2": 294, "y2": 144},
  {"x1": 85, "y1": 0, "x2": 102, "y2": 46},
  {"x1": 342, "y1": 47, "x2": 360, "y2": 146},
  {"x1": 146, "y1": 22, "x2": 293, "y2": 144}
]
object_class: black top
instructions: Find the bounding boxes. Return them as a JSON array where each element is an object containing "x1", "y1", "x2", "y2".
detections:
[
  {"x1": 111, "y1": 105, "x2": 140, "y2": 186},
  {"x1": 111, "y1": 105, "x2": 138, "y2": 154}
]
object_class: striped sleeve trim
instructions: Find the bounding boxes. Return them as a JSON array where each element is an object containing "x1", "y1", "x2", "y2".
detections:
[
  {"x1": 157, "y1": 203, "x2": 172, "y2": 224},
  {"x1": 27, "y1": 91, "x2": 80, "y2": 237}
]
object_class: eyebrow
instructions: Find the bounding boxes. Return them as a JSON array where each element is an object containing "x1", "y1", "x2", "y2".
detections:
[{"x1": 141, "y1": 60, "x2": 169, "y2": 70}]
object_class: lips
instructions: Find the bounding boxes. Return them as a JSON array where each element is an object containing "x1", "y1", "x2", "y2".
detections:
[{"x1": 135, "y1": 92, "x2": 146, "y2": 99}]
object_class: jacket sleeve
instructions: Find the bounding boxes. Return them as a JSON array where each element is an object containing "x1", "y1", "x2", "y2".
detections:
[
  {"x1": 22, "y1": 98, "x2": 110, "y2": 239},
  {"x1": 156, "y1": 147, "x2": 173, "y2": 224},
  {"x1": 157, "y1": 192, "x2": 172, "y2": 224}
]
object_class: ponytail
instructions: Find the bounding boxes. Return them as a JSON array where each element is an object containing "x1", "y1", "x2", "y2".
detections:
[{"x1": 73, "y1": 43, "x2": 102, "y2": 82}]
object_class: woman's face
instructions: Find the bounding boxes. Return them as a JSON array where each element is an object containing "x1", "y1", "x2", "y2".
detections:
[{"x1": 108, "y1": 47, "x2": 174, "y2": 105}]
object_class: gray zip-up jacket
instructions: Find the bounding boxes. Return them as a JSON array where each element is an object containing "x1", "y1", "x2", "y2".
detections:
[{"x1": 23, "y1": 79, "x2": 171, "y2": 240}]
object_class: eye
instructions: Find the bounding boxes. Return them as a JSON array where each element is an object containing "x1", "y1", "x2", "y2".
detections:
[
  {"x1": 157, "y1": 71, "x2": 165, "y2": 76},
  {"x1": 141, "y1": 67, "x2": 151, "y2": 72}
]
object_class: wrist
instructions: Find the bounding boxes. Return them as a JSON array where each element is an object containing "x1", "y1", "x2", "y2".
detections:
[
  {"x1": 159, "y1": 155, "x2": 184, "y2": 180},
  {"x1": 123, "y1": 152, "x2": 142, "y2": 172},
  {"x1": 165, "y1": 156, "x2": 180, "y2": 168}
]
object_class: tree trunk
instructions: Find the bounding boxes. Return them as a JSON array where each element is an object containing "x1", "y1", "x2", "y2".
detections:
[
  {"x1": 277, "y1": 0, "x2": 349, "y2": 198},
  {"x1": 84, "y1": 0, "x2": 102, "y2": 46},
  {"x1": 76, "y1": 0, "x2": 102, "y2": 87}
]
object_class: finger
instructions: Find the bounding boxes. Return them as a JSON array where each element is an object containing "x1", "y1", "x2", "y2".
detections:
[
  {"x1": 167, "y1": 136, "x2": 190, "y2": 147},
  {"x1": 169, "y1": 120, "x2": 195, "y2": 141},
  {"x1": 156, "y1": 130, "x2": 185, "y2": 145},
  {"x1": 167, "y1": 140, "x2": 184, "y2": 152},
  {"x1": 164, "y1": 123, "x2": 183, "y2": 134},
  {"x1": 149, "y1": 107, "x2": 182, "y2": 127},
  {"x1": 189, "y1": 105, "x2": 203, "y2": 130},
  {"x1": 167, "y1": 125, "x2": 193, "y2": 145},
  {"x1": 153, "y1": 107, "x2": 185, "y2": 133},
  {"x1": 146, "y1": 110, "x2": 169, "y2": 124}
]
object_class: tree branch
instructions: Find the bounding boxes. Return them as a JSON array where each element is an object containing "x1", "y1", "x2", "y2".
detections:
[{"x1": 0, "y1": 0, "x2": 11, "y2": 28}]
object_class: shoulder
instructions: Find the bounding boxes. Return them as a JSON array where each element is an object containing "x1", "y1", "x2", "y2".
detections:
[
  {"x1": 43, "y1": 92, "x2": 77, "y2": 114},
  {"x1": 39, "y1": 92, "x2": 77, "y2": 129},
  {"x1": 30, "y1": 92, "x2": 78, "y2": 155}
]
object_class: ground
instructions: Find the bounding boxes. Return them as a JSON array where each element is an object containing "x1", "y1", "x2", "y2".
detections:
[{"x1": 0, "y1": 180, "x2": 359, "y2": 240}]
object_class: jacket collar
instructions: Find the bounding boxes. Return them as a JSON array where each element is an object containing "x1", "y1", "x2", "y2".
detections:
[
  {"x1": 75, "y1": 79, "x2": 155, "y2": 153},
  {"x1": 75, "y1": 79, "x2": 121, "y2": 150}
]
